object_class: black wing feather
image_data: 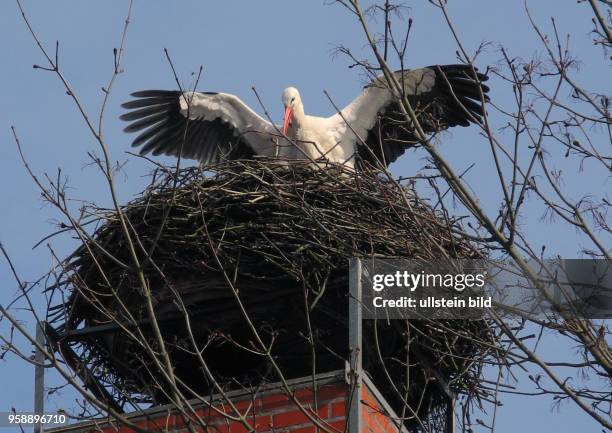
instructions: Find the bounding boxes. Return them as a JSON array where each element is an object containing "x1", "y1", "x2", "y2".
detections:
[
  {"x1": 121, "y1": 97, "x2": 172, "y2": 110},
  {"x1": 123, "y1": 110, "x2": 170, "y2": 133},
  {"x1": 119, "y1": 103, "x2": 174, "y2": 121},
  {"x1": 120, "y1": 90, "x2": 254, "y2": 165},
  {"x1": 360, "y1": 64, "x2": 490, "y2": 167}
]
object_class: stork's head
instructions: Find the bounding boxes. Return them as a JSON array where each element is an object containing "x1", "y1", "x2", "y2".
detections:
[{"x1": 282, "y1": 87, "x2": 302, "y2": 135}]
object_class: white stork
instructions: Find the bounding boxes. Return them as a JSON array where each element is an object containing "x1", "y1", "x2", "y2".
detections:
[{"x1": 120, "y1": 64, "x2": 489, "y2": 169}]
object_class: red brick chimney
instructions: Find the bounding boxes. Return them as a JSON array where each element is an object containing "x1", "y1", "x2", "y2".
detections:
[{"x1": 47, "y1": 370, "x2": 403, "y2": 433}]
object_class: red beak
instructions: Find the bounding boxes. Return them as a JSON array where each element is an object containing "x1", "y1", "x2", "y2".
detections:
[{"x1": 282, "y1": 106, "x2": 293, "y2": 135}]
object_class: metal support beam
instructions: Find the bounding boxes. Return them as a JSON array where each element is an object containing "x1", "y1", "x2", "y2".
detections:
[
  {"x1": 34, "y1": 322, "x2": 45, "y2": 433},
  {"x1": 347, "y1": 258, "x2": 362, "y2": 433}
]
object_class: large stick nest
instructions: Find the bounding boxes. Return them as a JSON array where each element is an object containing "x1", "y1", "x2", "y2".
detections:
[{"x1": 48, "y1": 159, "x2": 499, "y2": 429}]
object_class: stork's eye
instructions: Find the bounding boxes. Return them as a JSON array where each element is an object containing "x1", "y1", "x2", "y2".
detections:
[{"x1": 291, "y1": 97, "x2": 295, "y2": 102}]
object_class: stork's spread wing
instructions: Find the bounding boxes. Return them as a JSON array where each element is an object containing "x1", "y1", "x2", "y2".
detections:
[
  {"x1": 120, "y1": 91, "x2": 278, "y2": 165},
  {"x1": 350, "y1": 64, "x2": 490, "y2": 167}
]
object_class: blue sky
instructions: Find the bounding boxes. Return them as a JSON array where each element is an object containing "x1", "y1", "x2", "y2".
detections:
[{"x1": 1, "y1": 1, "x2": 609, "y2": 432}]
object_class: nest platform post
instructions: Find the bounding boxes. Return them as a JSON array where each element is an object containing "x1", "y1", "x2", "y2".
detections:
[{"x1": 348, "y1": 258, "x2": 363, "y2": 433}]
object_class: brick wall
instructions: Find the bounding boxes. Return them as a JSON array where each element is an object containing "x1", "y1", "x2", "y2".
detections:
[{"x1": 48, "y1": 371, "x2": 401, "y2": 433}]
